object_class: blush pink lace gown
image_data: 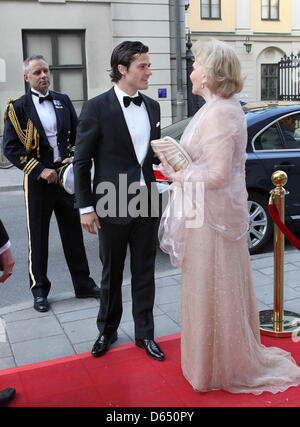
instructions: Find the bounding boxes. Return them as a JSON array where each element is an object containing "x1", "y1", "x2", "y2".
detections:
[{"x1": 159, "y1": 95, "x2": 300, "y2": 395}]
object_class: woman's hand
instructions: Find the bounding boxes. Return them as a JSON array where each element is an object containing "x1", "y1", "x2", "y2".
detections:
[
  {"x1": 158, "y1": 153, "x2": 183, "y2": 183},
  {"x1": 158, "y1": 153, "x2": 176, "y2": 180}
]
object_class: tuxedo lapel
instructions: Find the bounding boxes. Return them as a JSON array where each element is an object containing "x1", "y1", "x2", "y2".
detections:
[
  {"x1": 108, "y1": 88, "x2": 138, "y2": 161},
  {"x1": 23, "y1": 91, "x2": 48, "y2": 143},
  {"x1": 139, "y1": 93, "x2": 158, "y2": 160},
  {"x1": 140, "y1": 93, "x2": 156, "y2": 142}
]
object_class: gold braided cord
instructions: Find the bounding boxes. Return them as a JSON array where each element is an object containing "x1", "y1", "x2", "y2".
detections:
[
  {"x1": 3, "y1": 97, "x2": 18, "y2": 126},
  {"x1": 58, "y1": 165, "x2": 64, "y2": 186},
  {"x1": 4, "y1": 99, "x2": 40, "y2": 158}
]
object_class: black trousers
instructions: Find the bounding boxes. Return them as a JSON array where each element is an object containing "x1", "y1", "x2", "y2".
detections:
[
  {"x1": 96, "y1": 216, "x2": 158, "y2": 339},
  {"x1": 24, "y1": 174, "x2": 95, "y2": 298}
]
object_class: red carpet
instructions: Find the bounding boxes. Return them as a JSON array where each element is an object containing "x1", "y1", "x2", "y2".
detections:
[{"x1": 1, "y1": 333, "x2": 300, "y2": 407}]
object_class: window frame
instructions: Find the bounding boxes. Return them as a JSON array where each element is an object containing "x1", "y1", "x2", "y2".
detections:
[
  {"x1": 200, "y1": 0, "x2": 221, "y2": 20},
  {"x1": 278, "y1": 113, "x2": 300, "y2": 149},
  {"x1": 261, "y1": 0, "x2": 280, "y2": 21},
  {"x1": 261, "y1": 63, "x2": 278, "y2": 101},
  {"x1": 253, "y1": 122, "x2": 284, "y2": 151},
  {"x1": 252, "y1": 112, "x2": 300, "y2": 152},
  {"x1": 22, "y1": 29, "x2": 87, "y2": 102}
]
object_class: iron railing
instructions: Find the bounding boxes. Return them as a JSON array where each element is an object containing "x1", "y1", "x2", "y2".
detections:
[{"x1": 278, "y1": 52, "x2": 300, "y2": 101}]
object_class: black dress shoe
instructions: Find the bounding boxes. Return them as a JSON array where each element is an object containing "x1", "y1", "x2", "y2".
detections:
[
  {"x1": 0, "y1": 388, "x2": 16, "y2": 407},
  {"x1": 91, "y1": 332, "x2": 118, "y2": 357},
  {"x1": 135, "y1": 339, "x2": 165, "y2": 361},
  {"x1": 33, "y1": 296, "x2": 49, "y2": 312},
  {"x1": 75, "y1": 285, "x2": 101, "y2": 298}
]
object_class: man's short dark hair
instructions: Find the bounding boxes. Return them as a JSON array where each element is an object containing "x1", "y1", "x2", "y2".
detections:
[{"x1": 110, "y1": 41, "x2": 149, "y2": 83}]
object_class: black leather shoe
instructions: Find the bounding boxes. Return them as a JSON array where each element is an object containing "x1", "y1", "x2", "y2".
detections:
[
  {"x1": 135, "y1": 339, "x2": 165, "y2": 361},
  {"x1": 75, "y1": 285, "x2": 101, "y2": 298},
  {"x1": 0, "y1": 388, "x2": 16, "y2": 407},
  {"x1": 91, "y1": 331, "x2": 118, "y2": 357},
  {"x1": 33, "y1": 296, "x2": 49, "y2": 312}
]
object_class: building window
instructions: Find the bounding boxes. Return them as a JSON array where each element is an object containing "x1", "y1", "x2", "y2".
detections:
[
  {"x1": 261, "y1": 0, "x2": 279, "y2": 20},
  {"x1": 261, "y1": 64, "x2": 278, "y2": 100},
  {"x1": 22, "y1": 30, "x2": 87, "y2": 114},
  {"x1": 201, "y1": 0, "x2": 221, "y2": 20}
]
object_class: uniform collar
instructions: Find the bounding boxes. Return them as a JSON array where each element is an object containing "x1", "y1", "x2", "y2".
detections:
[{"x1": 30, "y1": 88, "x2": 50, "y2": 98}]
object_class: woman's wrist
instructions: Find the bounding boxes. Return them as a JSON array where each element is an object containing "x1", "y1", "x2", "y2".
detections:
[{"x1": 171, "y1": 169, "x2": 184, "y2": 183}]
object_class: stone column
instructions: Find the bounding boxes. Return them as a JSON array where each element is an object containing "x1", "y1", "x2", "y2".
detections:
[
  {"x1": 235, "y1": 0, "x2": 252, "y2": 35},
  {"x1": 292, "y1": 0, "x2": 300, "y2": 36}
]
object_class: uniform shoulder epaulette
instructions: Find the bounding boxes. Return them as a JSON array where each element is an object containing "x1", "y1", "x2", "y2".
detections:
[
  {"x1": 4, "y1": 96, "x2": 40, "y2": 157},
  {"x1": 3, "y1": 96, "x2": 21, "y2": 123},
  {"x1": 6, "y1": 96, "x2": 21, "y2": 104}
]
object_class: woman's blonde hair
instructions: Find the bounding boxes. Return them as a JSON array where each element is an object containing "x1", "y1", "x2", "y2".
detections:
[{"x1": 192, "y1": 38, "x2": 244, "y2": 98}]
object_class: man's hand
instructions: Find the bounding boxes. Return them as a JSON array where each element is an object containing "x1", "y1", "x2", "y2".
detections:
[
  {"x1": 0, "y1": 248, "x2": 15, "y2": 283},
  {"x1": 80, "y1": 212, "x2": 101, "y2": 234},
  {"x1": 62, "y1": 157, "x2": 73, "y2": 165},
  {"x1": 40, "y1": 168, "x2": 58, "y2": 184}
]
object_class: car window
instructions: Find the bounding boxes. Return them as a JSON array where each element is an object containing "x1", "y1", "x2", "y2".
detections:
[
  {"x1": 161, "y1": 118, "x2": 191, "y2": 142},
  {"x1": 278, "y1": 113, "x2": 300, "y2": 149},
  {"x1": 253, "y1": 124, "x2": 283, "y2": 151}
]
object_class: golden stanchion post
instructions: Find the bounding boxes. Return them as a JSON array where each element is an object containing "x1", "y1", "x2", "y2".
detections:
[{"x1": 260, "y1": 170, "x2": 300, "y2": 338}]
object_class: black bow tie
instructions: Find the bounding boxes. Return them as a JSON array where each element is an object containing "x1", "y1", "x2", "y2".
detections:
[
  {"x1": 31, "y1": 91, "x2": 52, "y2": 104},
  {"x1": 123, "y1": 95, "x2": 143, "y2": 108},
  {"x1": 39, "y1": 93, "x2": 52, "y2": 104}
]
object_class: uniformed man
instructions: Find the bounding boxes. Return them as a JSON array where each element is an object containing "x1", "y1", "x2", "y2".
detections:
[{"x1": 3, "y1": 55, "x2": 100, "y2": 312}]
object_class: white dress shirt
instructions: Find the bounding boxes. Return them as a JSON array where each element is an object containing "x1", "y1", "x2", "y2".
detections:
[
  {"x1": 0, "y1": 240, "x2": 10, "y2": 256},
  {"x1": 114, "y1": 84, "x2": 150, "y2": 186},
  {"x1": 80, "y1": 84, "x2": 151, "y2": 215},
  {"x1": 31, "y1": 88, "x2": 61, "y2": 163}
]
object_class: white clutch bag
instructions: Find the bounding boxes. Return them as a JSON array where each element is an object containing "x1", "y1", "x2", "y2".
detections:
[{"x1": 151, "y1": 136, "x2": 192, "y2": 172}]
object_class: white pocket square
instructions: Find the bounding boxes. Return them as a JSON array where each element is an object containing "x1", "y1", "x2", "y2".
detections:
[{"x1": 156, "y1": 121, "x2": 160, "y2": 128}]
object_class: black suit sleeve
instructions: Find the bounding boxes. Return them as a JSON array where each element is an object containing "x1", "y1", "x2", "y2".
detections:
[
  {"x1": 0, "y1": 220, "x2": 9, "y2": 249},
  {"x1": 73, "y1": 100, "x2": 101, "y2": 208}
]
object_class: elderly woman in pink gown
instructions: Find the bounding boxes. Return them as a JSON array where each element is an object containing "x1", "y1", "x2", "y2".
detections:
[{"x1": 158, "y1": 38, "x2": 300, "y2": 395}]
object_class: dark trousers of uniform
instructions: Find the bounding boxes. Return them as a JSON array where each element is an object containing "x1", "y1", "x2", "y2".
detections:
[
  {"x1": 24, "y1": 174, "x2": 95, "y2": 298},
  {"x1": 96, "y1": 216, "x2": 158, "y2": 340}
]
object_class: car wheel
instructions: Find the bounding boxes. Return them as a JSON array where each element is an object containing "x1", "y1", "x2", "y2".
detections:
[{"x1": 247, "y1": 191, "x2": 273, "y2": 255}]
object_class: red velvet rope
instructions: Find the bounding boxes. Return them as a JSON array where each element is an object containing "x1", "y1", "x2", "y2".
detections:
[{"x1": 268, "y1": 203, "x2": 300, "y2": 251}]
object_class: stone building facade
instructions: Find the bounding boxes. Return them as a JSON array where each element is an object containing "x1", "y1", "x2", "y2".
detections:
[
  {"x1": 0, "y1": 0, "x2": 187, "y2": 161},
  {"x1": 187, "y1": 0, "x2": 300, "y2": 102}
]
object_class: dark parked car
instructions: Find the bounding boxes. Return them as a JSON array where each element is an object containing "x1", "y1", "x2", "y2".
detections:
[{"x1": 154, "y1": 101, "x2": 300, "y2": 254}]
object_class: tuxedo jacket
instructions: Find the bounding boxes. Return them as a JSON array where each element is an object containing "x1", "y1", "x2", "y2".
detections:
[
  {"x1": 3, "y1": 90, "x2": 77, "y2": 181},
  {"x1": 73, "y1": 87, "x2": 161, "y2": 222},
  {"x1": 0, "y1": 220, "x2": 9, "y2": 249}
]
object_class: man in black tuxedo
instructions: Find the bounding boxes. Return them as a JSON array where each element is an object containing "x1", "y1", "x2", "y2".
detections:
[
  {"x1": 3, "y1": 55, "x2": 100, "y2": 312},
  {"x1": 73, "y1": 41, "x2": 165, "y2": 361},
  {"x1": 0, "y1": 219, "x2": 16, "y2": 406}
]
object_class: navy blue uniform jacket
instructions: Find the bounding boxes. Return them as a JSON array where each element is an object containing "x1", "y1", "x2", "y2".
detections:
[{"x1": 3, "y1": 90, "x2": 77, "y2": 180}]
